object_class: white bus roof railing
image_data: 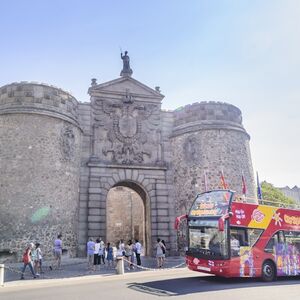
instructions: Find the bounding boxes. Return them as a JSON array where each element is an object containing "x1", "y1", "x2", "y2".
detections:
[{"x1": 233, "y1": 195, "x2": 300, "y2": 210}]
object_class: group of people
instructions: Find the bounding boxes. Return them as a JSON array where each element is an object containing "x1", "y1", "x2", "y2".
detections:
[
  {"x1": 86, "y1": 238, "x2": 143, "y2": 271},
  {"x1": 20, "y1": 233, "x2": 62, "y2": 279},
  {"x1": 20, "y1": 234, "x2": 168, "y2": 279},
  {"x1": 86, "y1": 237, "x2": 113, "y2": 270},
  {"x1": 20, "y1": 242, "x2": 43, "y2": 280},
  {"x1": 118, "y1": 239, "x2": 142, "y2": 270}
]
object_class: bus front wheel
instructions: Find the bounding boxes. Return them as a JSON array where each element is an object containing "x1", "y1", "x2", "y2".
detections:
[{"x1": 262, "y1": 260, "x2": 276, "y2": 282}]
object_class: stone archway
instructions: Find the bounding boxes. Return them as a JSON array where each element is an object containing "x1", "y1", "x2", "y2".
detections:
[{"x1": 105, "y1": 181, "x2": 151, "y2": 255}]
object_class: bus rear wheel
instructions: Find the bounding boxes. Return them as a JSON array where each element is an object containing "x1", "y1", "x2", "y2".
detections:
[{"x1": 262, "y1": 260, "x2": 276, "y2": 282}]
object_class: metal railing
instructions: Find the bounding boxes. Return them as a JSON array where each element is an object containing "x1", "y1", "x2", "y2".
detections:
[
  {"x1": 0, "y1": 256, "x2": 186, "y2": 287},
  {"x1": 233, "y1": 195, "x2": 300, "y2": 210}
]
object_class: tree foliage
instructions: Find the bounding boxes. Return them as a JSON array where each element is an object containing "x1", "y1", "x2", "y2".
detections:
[{"x1": 261, "y1": 181, "x2": 296, "y2": 207}]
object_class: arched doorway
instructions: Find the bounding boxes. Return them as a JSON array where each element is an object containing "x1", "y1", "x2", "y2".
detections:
[{"x1": 106, "y1": 181, "x2": 150, "y2": 255}]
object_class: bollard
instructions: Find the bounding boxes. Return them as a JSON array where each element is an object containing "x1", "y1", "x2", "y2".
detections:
[
  {"x1": 116, "y1": 256, "x2": 124, "y2": 275},
  {"x1": 0, "y1": 264, "x2": 4, "y2": 287}
]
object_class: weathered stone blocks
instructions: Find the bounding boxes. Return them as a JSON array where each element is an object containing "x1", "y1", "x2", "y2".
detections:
[{"x1": 0, "y1": 76, "x2": 255, "y2": 260}]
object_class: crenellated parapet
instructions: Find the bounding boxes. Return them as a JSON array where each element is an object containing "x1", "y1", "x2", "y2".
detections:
[
  {"x1": 0, "y1": 82, "x2": 80, "y2": 127},
  {"x1": 172, "y1": 101, "x2": 248, "y2": 138}
]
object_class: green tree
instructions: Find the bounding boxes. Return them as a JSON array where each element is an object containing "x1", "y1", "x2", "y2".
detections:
[{"x1": 261, "y1": 181, "x2": 296, "y2": 207}]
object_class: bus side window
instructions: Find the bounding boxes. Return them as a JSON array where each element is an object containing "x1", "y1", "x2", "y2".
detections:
[
  {"x1": 285, "y1": 231, "x2": 300, "y2": 252},
  {"x1": 247, "y1": 228, "x2": 263, "y2": 247},
  {"x1": 295, "y1": 232, "x2": 300, "y2": 252},
  {"x1": 278, "y1": 231, "x2": 285, "y2": 244},
  {"x1": 265, "y1": 233, "x2": 279, "y2": 253}
]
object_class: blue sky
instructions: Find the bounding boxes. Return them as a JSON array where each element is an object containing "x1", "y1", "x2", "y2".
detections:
[{"x1": 1, "y1": 0, "x2": 299, "y2": 187}]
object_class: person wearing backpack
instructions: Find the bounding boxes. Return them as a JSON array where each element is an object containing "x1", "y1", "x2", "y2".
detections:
[{"x1": 20, "y1": 243, "x2": 37, "y2": 280}]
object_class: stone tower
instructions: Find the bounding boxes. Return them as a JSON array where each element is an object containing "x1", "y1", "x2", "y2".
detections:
[
  {"x1": 0, "y1": 82, "x2": 81, "y2": 259},
  {"x1": 171, "y1": 102, "x2": 255, "y2": 216}
]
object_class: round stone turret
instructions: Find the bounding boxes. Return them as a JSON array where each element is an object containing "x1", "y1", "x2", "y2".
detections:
[
  {"x1": 171, "y1": 101, "x2": 255, "y2": 215},
  {"x1": 0, "y1": 82, "x2": 81, "y2": 260}
]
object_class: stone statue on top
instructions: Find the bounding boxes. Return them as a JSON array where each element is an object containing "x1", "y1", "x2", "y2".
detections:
[{"x1": 120, "y1": 51, "x2": 133, "y2": 77}]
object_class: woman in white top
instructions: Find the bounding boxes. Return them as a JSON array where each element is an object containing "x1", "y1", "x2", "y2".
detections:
[
  {"x1": 156, "y1": 238, "x2": 166, "y2": 268},
  {"x1": 125, "y1": 240, "x2": 134, "y2": 270},
  {"x1": 118, "y1": 239, "x2": 125, "y2": 257}
]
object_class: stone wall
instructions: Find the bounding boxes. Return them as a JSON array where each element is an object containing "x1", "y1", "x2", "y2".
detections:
[
  {"x1": 0, "y1": 78, "x2": 256, "y2": 260},
  {"x1": 0, "y1": 83, "x2": 81, "y2": 260},
  {"x1": 106, "y1": 187, "x2": 145, "y2": 247}
]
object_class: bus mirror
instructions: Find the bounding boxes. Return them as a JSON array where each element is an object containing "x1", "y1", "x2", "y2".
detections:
[
  {"x1": 218, "y1": 217, "x2": 225, "y2": 232},
  {"x1": 218, "y1": 212, "x2": 232, "y2": 231},
  {"x1": 174, "y1": 214, "x2": 188, "y2": 230}
]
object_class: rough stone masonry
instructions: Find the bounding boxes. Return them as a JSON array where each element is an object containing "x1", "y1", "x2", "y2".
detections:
[{"x1": 0, "y1": 55, "x2": 255, "y2": 261}]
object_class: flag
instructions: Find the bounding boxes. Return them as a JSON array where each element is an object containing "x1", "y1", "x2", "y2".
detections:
[
  {"x1": 174, "y1": 214, "x2": 187, "y2": 230},
  {"x1": 256, "y1": 171, "x2": 263, "y2": 199},
  {"x1": 242, "y1": 174, "x2": 247, "y2": 195},
  {"x1": 220, "y1": 170, "x2": 228, "y2": 189},
  {"x1": 204, "y1": 171, "x2": 208, "y2": 191}
]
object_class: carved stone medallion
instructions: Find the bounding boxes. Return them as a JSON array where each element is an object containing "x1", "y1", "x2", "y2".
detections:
[{"x1": 60, "y1": 126, "x2": 75, "y2": 161}]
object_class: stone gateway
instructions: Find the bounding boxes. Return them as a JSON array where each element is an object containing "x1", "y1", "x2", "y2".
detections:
[{"x1": 0, "y1": 55, "x2": 255, "y2": 260}]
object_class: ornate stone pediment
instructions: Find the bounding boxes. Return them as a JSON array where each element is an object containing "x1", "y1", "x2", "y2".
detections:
[{"x1": 89, "y1": 77, "x2": 164, "y2": 102}]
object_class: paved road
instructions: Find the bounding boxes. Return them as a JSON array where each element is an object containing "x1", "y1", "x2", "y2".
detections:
[{"x1": 1, "y1": 268, "x2": 300, "y2": 300}]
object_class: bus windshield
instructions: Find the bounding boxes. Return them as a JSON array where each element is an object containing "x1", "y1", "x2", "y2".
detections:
[
  {"x1": 189, "y1": 190, "x2": 233, "y2": 217},
  {"x1": 189, "y1": 219, "x2": 229, "y2": 258}
]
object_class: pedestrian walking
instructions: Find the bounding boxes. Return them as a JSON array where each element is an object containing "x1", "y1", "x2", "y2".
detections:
[
  {"x1": 106, "y1": 242, "x2": 114, "y2": 268},
  {"x1": 134, "y1": 239, "x2": 142, "y2": 266},
  {"x1": 20, "y1": 243, "x2": 37, "y2": 279},
  {"x1": 34, "y1": 243, "x2": 43, "y2": 275},
  {"x1": 53, "y1": 233, "x2": 63, "y2": 270},
  {"x1": 155, "y1": 238, "x2": 165, "y2": 268},
  {"x1": 87, "y1": 238, "x2": 95, "y2": 270},
  {"x1": 31, "y1": 243, "x2": 38, "y2": 272}
]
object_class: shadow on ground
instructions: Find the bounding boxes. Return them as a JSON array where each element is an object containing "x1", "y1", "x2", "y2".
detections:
[{"x1": 127, "y1": 275, "x2": 300, "y2": 296}]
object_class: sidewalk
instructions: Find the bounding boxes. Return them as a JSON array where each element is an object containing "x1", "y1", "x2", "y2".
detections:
[{"x1": 2, "y1": 256, "x2": 185, "y2": 284}]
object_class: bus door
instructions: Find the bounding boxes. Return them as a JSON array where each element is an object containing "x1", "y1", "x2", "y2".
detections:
[{"x1": 229, "y1": 227, "x2": 263, "y2": 277}]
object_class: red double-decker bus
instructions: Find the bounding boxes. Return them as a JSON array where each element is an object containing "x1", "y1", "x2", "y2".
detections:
[{"x1": 178, "y1": 189, "x2": 300, "y2": 281}]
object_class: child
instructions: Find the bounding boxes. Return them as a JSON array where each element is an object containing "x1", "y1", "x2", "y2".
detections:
[
  {"x1": 106, "y1": 242, "x2": 114, "y2": 268},
  {"x1": 35, "y1": 243, "x2": 43, "y2": 275}
]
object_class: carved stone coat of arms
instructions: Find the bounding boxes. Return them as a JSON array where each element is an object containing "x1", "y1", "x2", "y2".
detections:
[{"x1": 92, "y1": 90, "x2": 161, "y2": 165}]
